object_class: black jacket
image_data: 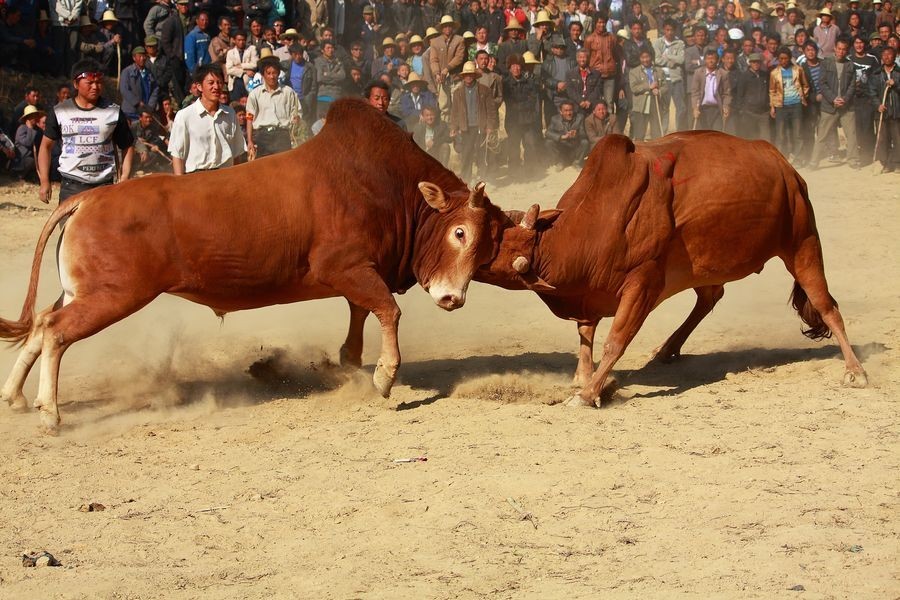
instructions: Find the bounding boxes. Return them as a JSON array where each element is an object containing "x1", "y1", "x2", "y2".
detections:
[
  {"x1": 818, "y1": 57, "x2": 857, "y2": 113},
  {"x1": 733, "y1": 68, "x2": 769, "y2": 114},
  {"x1": 502, "y1": 72, "x2": 541, "y2": 129},
  {"x1": 565, "y1": 66, "x2": 602, "y2": 107},
  {"x1": 159, "y1": 12, "x2": 186, "y2": 63},
  {"x1": 546, "y1": 113, "x2": 585, "y2": 143}
]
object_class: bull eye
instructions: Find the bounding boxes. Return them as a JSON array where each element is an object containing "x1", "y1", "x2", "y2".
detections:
[{"x1": 454, "y1": 227, "x2": 465, "y2": 241}]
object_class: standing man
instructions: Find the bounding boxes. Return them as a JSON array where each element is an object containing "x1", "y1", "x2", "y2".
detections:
[
  {"x1": 160, "y1": 0, "x2": 191, "y2": 102},
  {"x1": 769, "y1": 47, "x2": 809, "y2": 160},
  {"x1": 449, "y1": 61, "x2": 498, "y2": 181},
  {"x1": 431, "y1": 15, "x2": 467, "y2": 117},
  {"x1": 495, "y1": 17, "x2": 528, "y2": 74},
  {"x1": 285, "y1": 43, "x2": 316, "y2": 124},
  {"x1": 869, "y1": 45, "x2": 900, "y2": 173},
  {"x1": 209, "y1": 16, "x2": 235, "y2": 65},
  {"x1": 584, "y1": 10, "x2": 618, "y2": 107},
  {"x1": 185, "y1": 12, "x2": 213, "y2": 76},
  {"x1": 732, "y1": 53, "x2": 770, "y2": 140},
  {"x1": 119, "y1": 46, "x2": 161, "y2": 120},
  {"x1": 314, "y1": 40, "x2": 346, "y2": 117},
  {"x1": 654, "y1": 18, "x2": 686, "y2": 132},
  {"x1": 246, "y1": 56, "x2": 300, "y2": 157},
  {"x1": 630, "y1": 48, "x2": 669, "y2": 139},
  {"x1": 225, "y1": 29, "x2": 259, "y2": 99},
  {"x1": 145, "y1": 36, "x2": 174, "y2": 104},
  {"x1": 810, "y1": 38, "x2": 859, "y2": 169},
  {"x1": 691, "y1": 48, "x2": 731, "y2": 129},
  {"x1": 168, "y1": 64, "x2": 247, "y2": 174},
  {"x1": 38, "y1": 59, "x2": 135, "y2": 205},
  {"x1": 49, "y1": 0, "x2": 84, "y2": 77},
  {"x1": 814, "y1": 7, "x2": 840, "y2": 59},
  {"x1": 850, "y1": 35, "x2": 879, "y2": 161},
  {"x1": 502, "y1": 55, "x2": 542, "y2": 172}
]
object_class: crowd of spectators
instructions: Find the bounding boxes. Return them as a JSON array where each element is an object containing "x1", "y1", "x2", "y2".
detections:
[{"x1": 2, "y1": 0, "x2": 899, "y2": 185}]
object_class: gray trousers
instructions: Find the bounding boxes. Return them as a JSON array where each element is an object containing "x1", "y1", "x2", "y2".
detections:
[{"x1": 811, "y1": 107, "x2": 858, "y2": 165}]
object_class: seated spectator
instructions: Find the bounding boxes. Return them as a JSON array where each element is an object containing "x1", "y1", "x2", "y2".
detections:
[
  {"x1": 398, "y1": 73, "x2": 438, "y2": 126},
  {"x1": 412, "y1": 105, "x2": 452, "y2": 166},
  {"x1": 14, "y1": 105, "x2": 44, "y2": 181},
  {"x1": 0, "y1": 7, "x2": 38, "y2": 71},
  {"x1": 0, "y1": 130, "x2": 15, "y2": 173},
  {"x1": 131, "y1": 108, "x2": 171, "y2": 172},
  {"x1": 545, "y1": 100, "x2": 588, "y2": 170},
  {"x1": 584, "y1": 99, "x2": 617, "y2": 147}
]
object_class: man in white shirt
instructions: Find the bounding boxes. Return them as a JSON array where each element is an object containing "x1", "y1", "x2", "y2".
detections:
[
  {"x1": 168, "y1": 65, "x2": 247, "y2": 174},
  {"x1": 246, "y1": 56, "x2": 300, "y2": 158}
]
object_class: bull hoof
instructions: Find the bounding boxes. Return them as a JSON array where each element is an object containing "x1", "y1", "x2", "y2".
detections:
[
  {"x1": 38, "y1": 410, "x2": 60, "y2": 436},
  {"x1": 2, "y1": 391, "x2": 29, "y2": 412},
  {"x1": 339, "y1": 345, "x2": 363, "y2": 369},
  {"x1": 565, "y1": 394, "x2": 598, "y2": 408},
  {"x1": 842, "y1": 369, "x2": 868, "y2": 389},
  {"x1": 652, "y1": 345, "x2": 680, "y2": 363},
  {"x1": 373, "y1": 361, "x2": 397, "y2": 398}
]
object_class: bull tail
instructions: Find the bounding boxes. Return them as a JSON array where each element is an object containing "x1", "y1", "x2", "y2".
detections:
[
  {"x1": 789, "y1": 280, "x2": 833, "y2": 341},
  {"x1": 0, "y1": 200, "x2": 82, "y2": 346}
]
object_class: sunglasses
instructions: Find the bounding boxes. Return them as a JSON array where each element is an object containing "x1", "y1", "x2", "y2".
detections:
[{"x1": 75, "y1": 72, "x2": 104, "y2": 84}]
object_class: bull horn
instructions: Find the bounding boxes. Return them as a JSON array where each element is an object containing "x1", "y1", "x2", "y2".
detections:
[
  {"x1": 520, "y1": 204, "x2": 540, "y2": 230},
  {"x1": 512, "y1": 256, "x2": 530, "y2": 273},
  {"x1": 419, "y1": 181, "x2": 449, "y2": 212},
  {"x1": 468, "y1": 181, "x2": 486, "y2": 209}
]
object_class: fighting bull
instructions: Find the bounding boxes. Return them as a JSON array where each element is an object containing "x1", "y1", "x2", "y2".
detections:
[
  {"x1": 476, "y1": 132, "x2": 867, "y2": 406},
  {"x1": 0, "y1": 99, "x2": 508, "y2": 432}
]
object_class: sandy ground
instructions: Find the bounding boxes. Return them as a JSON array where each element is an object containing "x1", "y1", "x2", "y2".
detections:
[{"x1": 0, "y1": 161, "x2": 897, "y2": 599}]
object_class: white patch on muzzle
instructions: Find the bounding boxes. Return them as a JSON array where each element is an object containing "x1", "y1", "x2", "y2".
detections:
[{"x1": 429, "y1": 280, "x2": 468, "y2": 311}]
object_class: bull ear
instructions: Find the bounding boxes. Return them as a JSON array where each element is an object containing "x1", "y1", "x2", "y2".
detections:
[
  {"x1": 469, "y1": 181, "x2": 486, "y2": 209},
  {"x1": 419, "y1": 181, "x2": 449, "y2": 212},
  {"x1": 537, "y1": 209, "x2": 564, "y2": 227},
  {"x1": 520, "y1": 204, "x2": 541, "y2": 230}
]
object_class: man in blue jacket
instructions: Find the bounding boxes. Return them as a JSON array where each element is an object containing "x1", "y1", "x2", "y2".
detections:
[
  {"x1": 119, "y1": 46, "x2": 160, "y2": 120},
  {"x1": 184, "y1": 11, "x2": 211, "y2": 74}
]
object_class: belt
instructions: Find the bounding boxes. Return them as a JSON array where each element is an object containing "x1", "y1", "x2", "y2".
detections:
[{"x1": 255, "y1": 125, "x2": 290, "y2": 133}]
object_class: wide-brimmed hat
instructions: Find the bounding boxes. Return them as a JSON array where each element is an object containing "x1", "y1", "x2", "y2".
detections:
[
  {"x1": 395, "y1": 33, "x2": 408, "y2": 41},
  {"x1": 658, "y1": 0, "x2": 673, "y2": 9},
  {"x1": 873, "y1": 0, "x2": 882, "y2": 4},
  {"x1": 504, "y1": 17, "x2": 524, "y2": 31},
  {"x1": 533, "y1": 10, "x2": 554, "y2": 27},
  {"x1": 382, "y1": 36, "x2": 397, "y2": 47},
  {"x1": 19, "y1": 105, "x2": 45, "y2": 122},
  {"x1": 79, "y1": 15, "x2": 94, "y2": 27},
  {"x1": 259, "y1": 47, "x2": 274, "y2": 58},
  {"x1": 748, "y1": 1, "x2": 763, "y2": 12},
  {"x1": 818, "y1": 7, "x2": 833, "y2": 16},
  {"x1": 550, "y1": 34, "x2": 566, "y2": 47},
  {"x1": 409, "y1": 34, "x2": 424, "y2": 45},
  {"x1": 458, "y1": 61, "x2": 481, "y2": 77},
  {"x1": 279, "y1": 28, "x2": 300, "y2": 40},
  {"x1": 425, "y1": 27, "x2": 440, "y2": 40},
  {"x1": 439, "y1": 15, "x2": 459, "y2": 29},
  {"x1": 463, "y1": 30, "x2": 475, "y2": 40},
  {"x1": 100, "y1": 9, "x2": 118, "y2": 23},
  {"x1": 404, "y1": 72, "x2": 427, "y2": 89},
  {"x1": 616, "y1": 28, "x2": 629, "y2": 39},
  {"x1": 523, "y1": 51, "x2": 541, "y2": 64}
]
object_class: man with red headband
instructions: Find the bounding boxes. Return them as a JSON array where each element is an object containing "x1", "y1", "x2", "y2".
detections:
[{"x1": 38, "y1": 58, "x2": 134, "y2": 206}]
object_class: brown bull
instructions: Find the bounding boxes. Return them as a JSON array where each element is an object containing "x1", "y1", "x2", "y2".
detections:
[
  {"x1": 476, "y1": 132, "x2": 867, "y2": 406},
  {"x1": 0, "y1": 98, "x2": 508, "y2": 432}
]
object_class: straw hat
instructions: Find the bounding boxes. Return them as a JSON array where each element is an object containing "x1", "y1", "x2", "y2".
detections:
[
  {"x1": 79, "y1": 15, "x2": 94, "y2": 27},
  {"x1": 463, "y1": 30, "x2": 475, "y2": 40},
  {"x1": 382, "y1": 36, "x2": 397, "y2": 47},
  {"x1": 425, "y1": 27, "x2": 440, "y2": 40},
  {"x1": 616, "y1": 28, "x2": 629, "y2": 39},
  {"x1": 818, "y1": 7, "x2": 833, "y2": 16},
  {"x1": 658, "y1": 0, "x2": 673, "y2": 9},
  {"x1": 533, "y1": 10, "x2": 554, "y2": 27},
  {"x1": 259, "y1": 47, "x2": 274, "y2": 58},
  {"x1": 439, "y1": 15, "x2": 459, "y2": 29},
  {"x1": 404, "y1": 72, "x2": 427, "y2": 89},
  {"x1": 873, "y1": 0, "x2": 882, "y2": 4},
  {"x1": 279, "y1": 28, "x2": 300, "y2": 40},
  {"x1": 504, "y1": 17, "x2": 525, "y2": 31},
  {"x1": 19, "y1": 105, "x2": 45, "y2": 122},
  {"x1": 522, "y1": 51, "x2": 541, "y2": 64},
  {"x1": 409, "y1": 34, "x2": 424, "y2": 45},
  {"x1": 458, "y1": 61, "x2": 481, "y2": 78},
  {"x1": 362, "y1": 5, "x2": 375, "y2": 14},
  {"x1": 100, "y1": 10, "x2": 118, "y2": 23},
  {"x1": 258, "y1": 55, "x2": 282, "y2": 72},
  {"x1": 748, "y1": 1, "x2": 763, "y2": 12}
]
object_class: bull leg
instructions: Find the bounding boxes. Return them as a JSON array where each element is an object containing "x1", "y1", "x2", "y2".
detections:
[
  {"x1": 325, "y1": 270, "x2": 402, "y2": 398},
  {"x1": 32, "y1": 293, "x2": 157, "y2": 434},
  {"x1": 573, "y1": 320, "x2": 598, "y2": 387},
  {"x1": 339, "y1": 300, "x2": 370, "y2": 369},
  {"x1": 652, "y1": 285, "x2": 725, "y2": 363},
  {"x1": 0, "y1": 311, "x2": 48, "y2": 411},
  {"x1": 784, "y1": 249, "x2": 867, "y2": 387},
  {"x1": 566, "y1": 267, "x2": 663, "y2": 408}
]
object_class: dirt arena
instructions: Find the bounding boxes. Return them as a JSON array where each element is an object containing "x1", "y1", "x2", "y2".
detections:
[{"x1": 0, "y1": 163, "x2": 897, "y2": 599}]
